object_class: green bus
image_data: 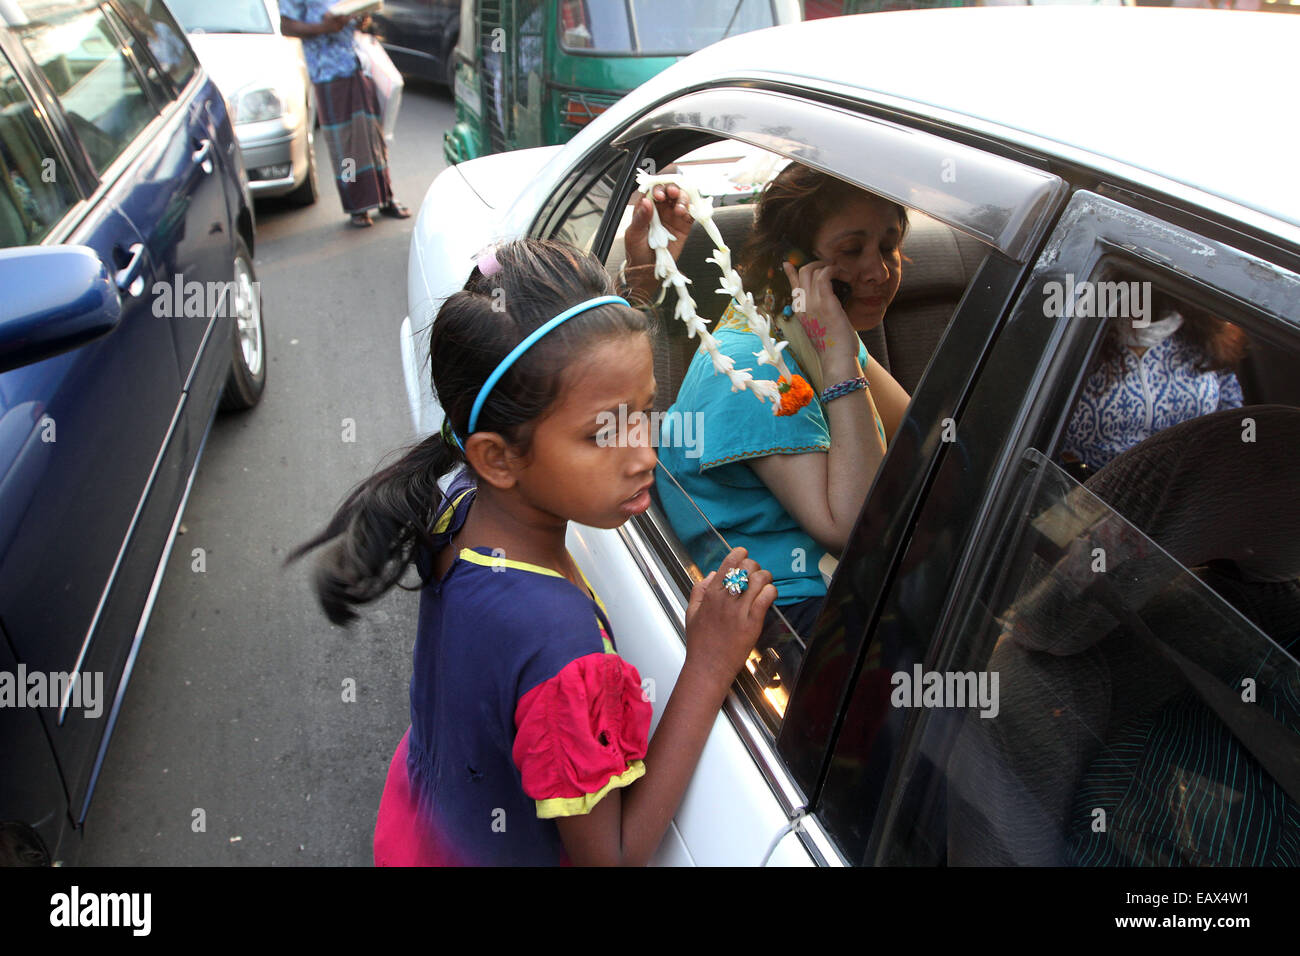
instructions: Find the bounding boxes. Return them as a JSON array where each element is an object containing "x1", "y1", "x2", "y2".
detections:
[{"x1": 445, "y1": 0, "x2": 801, "y2": 163}]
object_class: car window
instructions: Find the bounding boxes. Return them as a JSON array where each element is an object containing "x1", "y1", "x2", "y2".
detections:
[
  {"x1": 14, "y1": 2, "x2": 163, "y2": 176},
  {"x1": 839, "y1": 212, "x2": 1300, "y2": 866},
  {"x1": 605, "y1": 136, "x2": 996, "y2": 735},
  {"x1": 0, "y1": 51, "x2": 80, "y2": 247},
  {"x1": 115, "y1": 0, "x2": 199, "y2": 92},
  {"x1": 545, "y1": 152, "x2": 626, "y2": 256},
  {"x1": 919, "y1": 449, "x2": 1300, "y2": 867}
]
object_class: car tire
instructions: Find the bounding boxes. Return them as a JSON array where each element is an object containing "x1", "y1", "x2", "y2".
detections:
[
  {"x1": 444, "y1": 39, "x2": 457, "y2": 90},
  {"x1": 219, "y1": 238, "x2": 266, "y2": 412},
  {"x1": 286, "y1": 117, "x2": 319, "y2": 207}
]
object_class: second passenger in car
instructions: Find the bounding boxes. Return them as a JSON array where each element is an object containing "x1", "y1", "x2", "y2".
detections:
[{"x1": 1061, "y1": 288, "x2": 1246, "y2": 476}]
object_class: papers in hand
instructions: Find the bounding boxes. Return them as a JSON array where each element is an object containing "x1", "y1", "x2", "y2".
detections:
[{"x1": 329, "y1": 0, "x2": 382, "y2": 17}]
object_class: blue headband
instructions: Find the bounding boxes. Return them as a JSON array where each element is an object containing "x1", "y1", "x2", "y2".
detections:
[{"x1": 448, "y1": 294, "x2": 629, "y2": 451}]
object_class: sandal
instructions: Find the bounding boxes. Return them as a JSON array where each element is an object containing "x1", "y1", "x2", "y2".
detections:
[
  {"x1": 350, "y1": 212, "x2": 372, "y2": 228},
  {"x1": 378, "y1": 200, "x2": 411, "y2": 219}
]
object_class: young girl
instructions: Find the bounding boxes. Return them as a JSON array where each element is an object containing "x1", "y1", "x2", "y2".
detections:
[{"x1": 291, "y1": 239, "x2": 776, "y2": 866}]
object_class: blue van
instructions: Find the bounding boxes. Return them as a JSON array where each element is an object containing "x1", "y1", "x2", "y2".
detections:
[{"x1": 0, "y1": 0, "x2": 262, "y2": 865}]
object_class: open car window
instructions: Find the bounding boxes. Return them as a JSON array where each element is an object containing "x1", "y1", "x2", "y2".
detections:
[{"x1": 603, "y1": 136, "x2": 998, "y2": 734}]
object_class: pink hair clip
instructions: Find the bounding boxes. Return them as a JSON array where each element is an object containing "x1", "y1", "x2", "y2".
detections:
[{"x1": 475, "y1": 246, "x2": 501, "y2": 277}]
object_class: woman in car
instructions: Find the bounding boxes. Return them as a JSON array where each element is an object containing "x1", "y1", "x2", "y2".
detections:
[
  {"x1": 1061, "y1": 288, "x2": 1246, "y2": 478},
  {"x1": 622, "y1": 163, "x2": 912, "y2": 639}
]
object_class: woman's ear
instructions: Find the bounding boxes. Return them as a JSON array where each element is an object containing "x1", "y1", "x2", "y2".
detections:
[{"x1": 464, "y1": 432, "x2": 519, "y2": 490}]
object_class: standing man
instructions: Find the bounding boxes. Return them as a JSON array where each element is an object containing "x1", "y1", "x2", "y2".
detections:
[{"x1": 280, "y1": 4, "x2": 411, "y2": 228}]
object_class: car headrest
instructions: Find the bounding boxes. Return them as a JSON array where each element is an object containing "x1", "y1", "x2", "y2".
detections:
[
  {"x1": 894, "y1": 213, "x2": 985, "y2": 304},
  {"x1": 1087, "y1": 403, "x2": 1300, "y2": 579}
]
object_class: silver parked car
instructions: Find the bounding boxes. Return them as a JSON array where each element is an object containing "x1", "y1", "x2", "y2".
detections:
[{"x1": 166, "y1": 0, "x2": 318, "y2": 204}]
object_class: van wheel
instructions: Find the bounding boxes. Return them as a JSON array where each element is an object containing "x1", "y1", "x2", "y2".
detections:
[{"x1": 219, "y1": 239, "x2": 266, "y2": 411}]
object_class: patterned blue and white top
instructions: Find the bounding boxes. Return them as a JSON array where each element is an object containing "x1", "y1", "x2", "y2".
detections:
[
  {"x1": 280, "y1": 0, "x2": 360, "y2": 84},
  {"x1": 1062, "y1": 334, "x2": 1243, "y2": 471}
]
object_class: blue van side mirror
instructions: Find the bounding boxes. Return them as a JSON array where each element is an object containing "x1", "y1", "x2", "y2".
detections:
[{"x1": 0, "y1": 246, "x2": 122, "y2": 374}]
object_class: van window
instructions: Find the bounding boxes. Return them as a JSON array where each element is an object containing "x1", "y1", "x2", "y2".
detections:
[
  {"x1": 117, "y1": 0, "x2": 199, "y2": 92},
  {"x1": 559, "y1": 0, "x2": 777, "y2": 54},
  {"x1": 15, "y1": 3, "x2": 162, "y2": 175},
  {"x1": 0, "y1": 51, "x2": 79, "y2": 247}
]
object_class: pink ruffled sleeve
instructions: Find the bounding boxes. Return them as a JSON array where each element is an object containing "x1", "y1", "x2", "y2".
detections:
[{"x1": 512, "y1": 651, "x2": 652, "y2": 818}]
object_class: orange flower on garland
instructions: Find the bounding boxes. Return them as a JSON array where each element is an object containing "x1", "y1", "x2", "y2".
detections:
[{"x1": 776, "y1": 374, "x2": 813, "y2": 416}]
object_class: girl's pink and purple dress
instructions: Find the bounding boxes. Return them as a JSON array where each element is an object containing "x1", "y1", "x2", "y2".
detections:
[{"x1": 373, "y1": 470, "x2": 652, "y2": 865}]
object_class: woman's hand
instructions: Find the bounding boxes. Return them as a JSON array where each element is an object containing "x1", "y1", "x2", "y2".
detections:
[
  {"x1": 624, "y1": 183, "x2": 693, "y2": 270},
  {"x1": 683, "y1": 547, "x2": 775, "y2": 686},
  {"x1": 782, "y1": 259, "x2": 859, "y2": 372}
]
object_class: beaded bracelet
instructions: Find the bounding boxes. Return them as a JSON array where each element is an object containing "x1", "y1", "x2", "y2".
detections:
[{"x1": 820, "y1": 376, "x2": 870, "y2": 404}]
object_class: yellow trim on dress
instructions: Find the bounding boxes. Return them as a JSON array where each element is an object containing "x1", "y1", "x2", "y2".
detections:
[
  {"x1": 456, "y1": 547, "x2": 611, "y2": 639},
  {"x1": 458, "y1": 547, "x2": 564, "y2": 578},
  {"x1": 432, "y1": 489, "x2": 473, "y2": 534},
  {"x1": 534, "y1": 760, "x2": 646, "y2": 819}
]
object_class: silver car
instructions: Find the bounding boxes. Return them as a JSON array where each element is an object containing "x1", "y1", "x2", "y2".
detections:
[{"x1": 167, "y1": 0, "x2": 318, "y2": 204}]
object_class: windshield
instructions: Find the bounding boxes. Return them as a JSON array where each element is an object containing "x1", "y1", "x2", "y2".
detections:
[
  {"x1": 559, "y1": 0, "x2": 776, "y2": 54},
  {"x1": 166, "y1": 0, "x2": 273, "y2": 35}
]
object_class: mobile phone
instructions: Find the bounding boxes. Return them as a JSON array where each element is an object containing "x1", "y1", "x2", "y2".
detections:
[{"x1": 778, "y1": 237, "x2": 852, "y2": 308}]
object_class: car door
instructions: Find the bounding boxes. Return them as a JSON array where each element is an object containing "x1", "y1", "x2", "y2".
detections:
[
  {"x1": 0, "y1": 0, "x2": 191, "y2": 826},
  {"x1": 110, "y1": 0, "x2": 233, "y2": 408},
  {"x1": 0, "y1": 35, "x2": 92, "y2": 859},
  {"x1": 818, "y1": 188, "x2": 1300, "y2": 865},
  {"x1": 546, "y1": 85, "x2": 1066, "y2": 863}
]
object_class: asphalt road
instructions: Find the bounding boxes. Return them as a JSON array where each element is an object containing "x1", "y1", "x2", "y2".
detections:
[{"x1": 76, "y1": 79, "x2": 455, "y2": 866}]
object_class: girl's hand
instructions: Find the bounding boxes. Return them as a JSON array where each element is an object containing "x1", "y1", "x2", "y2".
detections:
[
  {"x1": 783, "y1": 259, "x2": 859, "y2": 370},
  {"x1": 624, "y1": 183, "x2": 693, "y2": 271},
  {"x1": 683, "y1": 547, "x2": 776, "y2": 686}
]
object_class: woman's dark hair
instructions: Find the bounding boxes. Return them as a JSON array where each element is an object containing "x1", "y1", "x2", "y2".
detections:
[
  {"x1": 1094, "y1": 289, "x2": 1247, "y2": 386},
  {"x1": 288, "y1": 238, "x2": 650, "y2": 625},
  {"x1": 736, "y1": 163, "x2": 909, "y2": 317}
]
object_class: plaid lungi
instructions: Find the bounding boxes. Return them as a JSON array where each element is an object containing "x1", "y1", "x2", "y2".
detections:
[{"x1": 314, "y1": 69, "x2": 393, "y2": 215}]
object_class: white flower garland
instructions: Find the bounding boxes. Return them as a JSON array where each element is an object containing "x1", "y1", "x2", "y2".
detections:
[{"x1": 635, "y1": 169, "x2": 799, "y2": 415}]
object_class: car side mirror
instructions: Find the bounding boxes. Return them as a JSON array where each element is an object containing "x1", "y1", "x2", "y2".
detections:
[{"x1": 0, "y1": 246, "x2": 122, "y2": 374}]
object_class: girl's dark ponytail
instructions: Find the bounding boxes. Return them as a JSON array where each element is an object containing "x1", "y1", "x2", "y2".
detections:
[
  {"x1": 286, "y1": 424, "x2": 462, "y2": 625},
  {"x1": 289, "y1": 238, "x2": 650, "y2": 625}
]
